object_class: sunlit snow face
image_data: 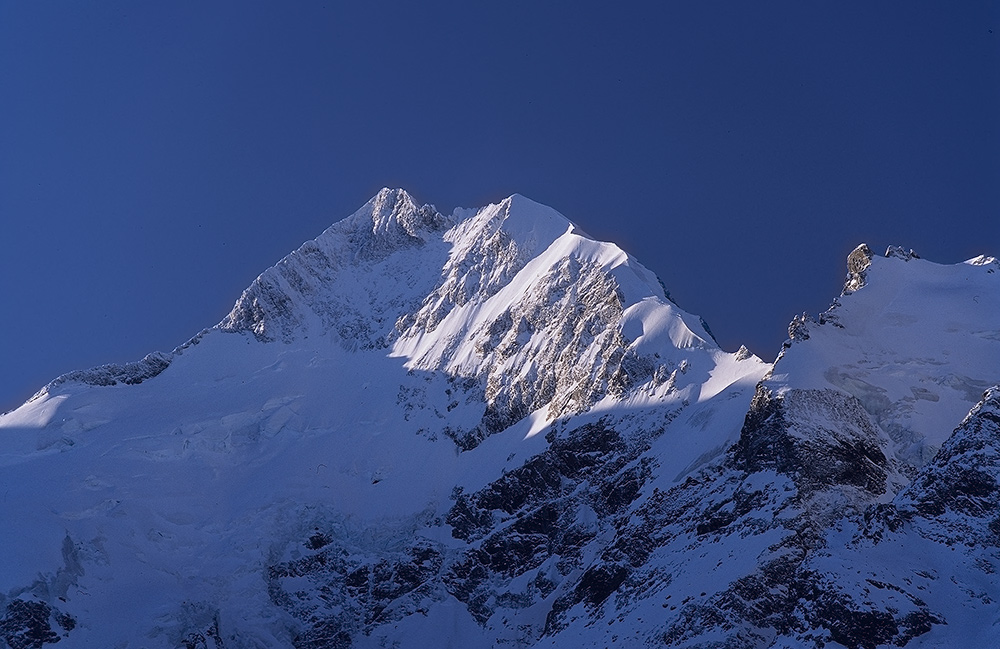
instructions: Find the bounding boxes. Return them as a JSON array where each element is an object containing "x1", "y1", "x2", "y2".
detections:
[{"x1": 0, "y1": 392, "x2": 68, "y2": 430}]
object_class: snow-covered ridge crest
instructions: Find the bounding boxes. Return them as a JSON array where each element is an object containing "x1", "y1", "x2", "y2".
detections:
[
  {"x1": 212, "y1": 188, "x2": 750, "y2": 447},
  {"x1": 390, "y1": 195, "x2": 729, "y2": 445},
  {"x1": 25, "y1": 330, "x2": 212, "y2": 405},
  {"x1": 26, "y1": 186, "x2": 447, "y2": 400},
  {"x1": 766, "y1": 243, "x2": 1000, "y2": 478},
  {"x1": 16, "y1": 189, "x2": 758, "y2": 447},
  {"x1": 29, "y1": 351, "x2": 173, "y2": 401}
]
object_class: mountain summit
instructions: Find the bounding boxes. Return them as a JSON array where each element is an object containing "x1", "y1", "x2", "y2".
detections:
[
  {"x1": 213, "y1": 187, "x2": 749, "y2": 449},
  {"x1": 0, "y1": 190, "x2": 997, "y2": 648}
]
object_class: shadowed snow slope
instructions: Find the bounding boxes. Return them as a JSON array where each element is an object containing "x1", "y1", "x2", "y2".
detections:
[{"x1": 0, "y1": 193, "x2": 996, "y2": 649}]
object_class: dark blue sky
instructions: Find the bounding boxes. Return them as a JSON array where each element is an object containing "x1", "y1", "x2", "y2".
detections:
[{"x1": 2, "y1": 1, "x2": 998, "y2": 412}]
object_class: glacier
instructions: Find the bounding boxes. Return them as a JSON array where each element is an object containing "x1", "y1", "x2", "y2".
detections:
[{"x1": 0, "y1": 189, "x2": 997, "y2": 649}]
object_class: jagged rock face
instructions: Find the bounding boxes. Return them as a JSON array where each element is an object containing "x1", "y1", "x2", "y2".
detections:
[
  {"x1": 399, "y1": 199, "x2": 547, "y2": 332},
  {"x1": 843, "y1": 243, "x2": 873, "y2": 294},
  {"x1": 29, "y1": 351, "x2": 173, "y2": 400},
  {"x1": 736, "y1": 387, "x2": 890, "y2": 500},
  {"x1": 264, "y1": 419, "x2": 664, "y2": 646},
  {"x1": 0, "y1": 600, "x2": 75, "y2": 649},
  {"x1": 896, "y1": 388, "x2": 1000, "y2": 544},
  {"x1": 220, "y1": 189, "x2": 452, "y2": 347},
  {"x1": 432, "y1": 254, "x2": 665, "y2": 449},
  {"x1": 579, "y1": 394, "x2": 934, "y2": 649},
  {"x1": 387, "y1": 193, "x2": 717, "y2": 449},
  {"x1": 634, "y1": 246, "x2": 999, "y2": 648},
  {"x1": 421, "y1": 255, "x2": 638, "y2": 449},
  {"x1": 632, "y1": 245, "x2": 1000, "y2": 649},
  {"x1": 261, "y1": 379, "x2": 989, "y2": 649}
]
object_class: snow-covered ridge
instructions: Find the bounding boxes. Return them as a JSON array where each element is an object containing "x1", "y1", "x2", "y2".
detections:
[
  {"x1": 215, "y1": 188, "x2": 752, "y2": 447},
  {"x1": 21, "y1": 188, "x2": 760, "y2": 446},
  {"x1": 31, "y1": 351, "x2": 172, "y2": 396},
  {"x1": 767, "y1": 243, "x2": 1000, "y2": 474},
  {"x1": 25, "y1": 330, "x2": 212, "y2": 406},
  {"x1": 389, "y1": 193, "x2": 732, "y2": 445}
]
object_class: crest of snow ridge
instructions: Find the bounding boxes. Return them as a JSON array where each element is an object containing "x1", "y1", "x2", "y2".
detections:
[
  {"x1": 218, "y1": 188, "x2": 722, "y2": 448},
  {"x1": 768, "y1": 241, "x2": 1000, "y2": 483},
  {"x1": 20, "y1": 188, "x2": 736, "y2": 452}
]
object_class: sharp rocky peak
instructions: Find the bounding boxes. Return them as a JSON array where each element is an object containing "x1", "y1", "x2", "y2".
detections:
[
  {"x1": 218, "y1": 188, "x2": 701, "y2": 350},
  {"x1": 338, "y1": 187, "x2": 452, "y2": 253},
  {"x1": 218, "y1": 188, "x2": 450, "y2": 344},
  {"x1": 843, "y1": 242, "x2": 874, "y2": 294}
]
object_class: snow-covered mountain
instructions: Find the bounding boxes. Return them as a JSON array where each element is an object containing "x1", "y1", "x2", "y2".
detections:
[{"x1": 0, "y1": 189, "x2": 996, "y2": 649}]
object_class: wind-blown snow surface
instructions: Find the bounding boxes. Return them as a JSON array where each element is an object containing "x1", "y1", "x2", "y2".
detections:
[{"x1": 0, "y1": 191, "x2": 997, "y2": 649}]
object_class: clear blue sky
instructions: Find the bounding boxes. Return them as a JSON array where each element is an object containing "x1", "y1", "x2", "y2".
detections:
[{"x1": 2, "y1": 1, "x2": 998, "y2": 412}]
